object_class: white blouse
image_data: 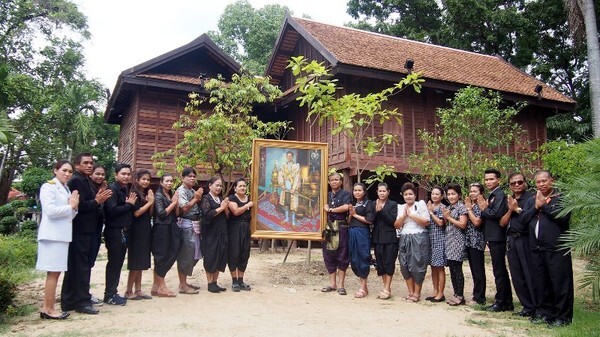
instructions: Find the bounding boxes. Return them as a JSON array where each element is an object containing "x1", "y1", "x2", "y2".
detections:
[{"x1": 397, "y1": 200, "x2": 430, "y2": 235}]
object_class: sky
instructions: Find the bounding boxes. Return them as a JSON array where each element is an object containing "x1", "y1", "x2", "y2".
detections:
[{"x1": 73, "y1": 0, "x2": 354, "y2": 92}]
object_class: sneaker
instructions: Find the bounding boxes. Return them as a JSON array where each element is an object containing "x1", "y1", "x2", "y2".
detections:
[
  {"x1": 90, "y1": 295, "x2": 103, "y2": 306},
  {"x1": 104, "y1": 294, "x2": 127, "y2": 306}
]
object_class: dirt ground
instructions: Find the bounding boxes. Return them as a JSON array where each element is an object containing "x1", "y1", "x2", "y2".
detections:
[{"x1": 7, "y1": 244, "x2": 563, "y2": 337}]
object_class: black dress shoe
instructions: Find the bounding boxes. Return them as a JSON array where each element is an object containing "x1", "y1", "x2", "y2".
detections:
[
  {"x1": 40, "y1": 312, "x2": 70, "y2": 320},
  {"x1": 530, "y1": 314, "x2": 553, "y2": 324},
  {"x1": 216, "y1": 284, "x2": 227, "y2": 292},
  {"x1": 548, "y1": 319, "x2": 571, "y2": 327},
  {"x1": 513, "y1": 310, "x2": 533, "y2": 317},
  {"x1": 485, "y1": 303, "x2": 513, "y2": 312},
  {"x1": 430, "y1": 296, "x2": 446, "y2": 302},
  {"x1": 75, "y1": 305, "x2": 99, "y2": 315}
]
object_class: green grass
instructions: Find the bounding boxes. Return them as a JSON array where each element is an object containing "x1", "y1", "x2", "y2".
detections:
[{"x1": 544, "y1": 300, "x2": 600, "y2": 337}]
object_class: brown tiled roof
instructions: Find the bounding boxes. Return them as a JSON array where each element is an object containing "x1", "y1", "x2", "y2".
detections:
[
  {"x1": 294, "y1": 18, "x2": 574, "y2": 104},
  {"x1": 137, "y1": 73, "x2": 204, "y2": 86}
]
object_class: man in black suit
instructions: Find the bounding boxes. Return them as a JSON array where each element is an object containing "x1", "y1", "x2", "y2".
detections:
[
  {"x1": 522, "y1": 170, "x2": 573, "y2": 327},
  {"x1": 478, "y1": 168, "x2": 513, "y2": 312},
  {"x1": 61, "y1": 153, "x2": 112, "y2": 315},
  {"x1": 500, "y1": 173, "x2": 535, "y2": 317}
]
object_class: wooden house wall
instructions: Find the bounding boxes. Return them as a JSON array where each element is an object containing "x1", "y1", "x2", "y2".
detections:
[
  {"x1": 132, "y1": 89, "x2": 184, "y2": 174},
  {"x1": 118, "y1": 94, "x2": 138, "y2": 166},
  {"x1": 284, "y1": 74, "x2": 549, "y2": 176}
]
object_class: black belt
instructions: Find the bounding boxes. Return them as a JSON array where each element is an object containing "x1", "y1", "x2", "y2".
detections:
[{"x1": 508, "y1": 232, "x2": 527, "y2": 238}]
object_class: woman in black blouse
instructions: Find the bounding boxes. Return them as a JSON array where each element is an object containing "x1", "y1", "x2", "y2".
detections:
[
  {"x1": 227, "y1": 178, "x2": 253, "y2": 292},
  {"x1": 125, "y1": 169, "x2": 154, "y2": 300},
  {"x1": 348, "y1": 182, "x2": 374, "y2": 298},
  {"x1": 372, "y1": 182, "x2": 398, "y2": 300},
  {"x1": 151, "y1": 174, "x2": 180, "y2": 297},
  {"x1": 200, "y1": 176, "x2": 230, "y2": 293}
]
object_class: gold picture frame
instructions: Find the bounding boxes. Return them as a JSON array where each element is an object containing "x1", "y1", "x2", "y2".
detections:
[{"x1": 250, "y1": 139, "x2": 328, "y2": 241}]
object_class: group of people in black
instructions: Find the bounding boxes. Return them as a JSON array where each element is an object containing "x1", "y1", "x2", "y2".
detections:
[
  {"x1": 37, "y1": 154, "x2": 253, "y2": 319},
  {"x1": 321, "y1": 168, "x2": 573, "y2": 327}
]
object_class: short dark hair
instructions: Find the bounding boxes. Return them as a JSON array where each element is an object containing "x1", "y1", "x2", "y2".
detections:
[
  {"x1": 445, "y1": 183, "x2": 462, "y2": 197},
  {"x1": 92, "y1": 163, "x2": 105, "y2": 172},
  {"x1": 377, "y1": 182, "x2": 389, "y2": 191},
  {"x1": 469, "y1": 182, "x2": 484, "y2": 195},
  {"x1": 508, "y1": 172, "x2": 525, "y2": 181},
  {"x1": 74, "y1": 153, "x2": 93, "y2": 165},
  {"x1": 114, "y1": 163, "x2": 131, "y2": 174},
  {"x1": 160, "y1": 173, "x2": 174, "y2": 183},
  {"x1": 534, "y1": 170, "x2": 553, "y2": 180},
  {"x1": 182, "y1": 167, "x2": 196, "y2": 177},
  {"x1": 431, "y1": 186, "x2": 444, "y2": 195},
  {"x1": 54, "y1": 160, "x2": 72, "y2": 171},
  {"x1": 232, "y1": 177, "x2": 246, "y2": 189},
  {"x1": 401, "y1": 182, "x2": 416, "y2": 194},
  {"x1": 484, "y1": 168, "x2": 501, "y2": 179}
]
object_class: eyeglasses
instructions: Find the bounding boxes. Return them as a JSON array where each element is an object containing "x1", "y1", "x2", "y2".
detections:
[
  {"x1": 509, "y1": 180, "x2": 525, "y2": 186},
  {"x1": 469, "y1": 183, "x2": 482, "y2": 187}
]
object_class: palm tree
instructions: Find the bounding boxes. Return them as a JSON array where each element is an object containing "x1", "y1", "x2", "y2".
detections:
[
  {"x1": 565, "y1": 0, "x2": 600, "y2": 138},
  {"x1": 558, "y1": 139, "x2": 600, "y2": 300}
]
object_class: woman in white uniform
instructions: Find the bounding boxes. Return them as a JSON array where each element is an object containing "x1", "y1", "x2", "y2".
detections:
[{"x1": 36, "y1": 160, "x2": 79, "y2": 319}]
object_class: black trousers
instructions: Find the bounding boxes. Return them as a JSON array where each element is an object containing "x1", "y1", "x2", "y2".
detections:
[
  {"x1": 61, "y1": 233, "x2": 93, "y2": 310},
  {"x1": 531, "y1": 248, "x2": 574, "y2": 322},
  {"x1": 508, "y1": 236, "x2": 536, "y2": 313},
  {"x1": 466, "y1": 247, "x2": 486, "y2": 304},
  {"x1": 488, "y1": 241, "x2": 513, "y2": 306},
  {"x1": 104, "y1": 227, "x2": 127, "y2": 299},
  {"x1": 448, "y1": 260, "x2": 464, "y2": 297}
]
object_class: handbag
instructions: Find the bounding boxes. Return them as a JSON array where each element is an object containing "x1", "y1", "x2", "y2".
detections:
[{"x1": 325, "y1": 220, "x2": 340, "y2": 251}]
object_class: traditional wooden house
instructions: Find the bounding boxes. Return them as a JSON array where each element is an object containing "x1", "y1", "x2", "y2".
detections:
[
  {"x1": 105, "y1": 16, "x2": 575, "y2": 194},
  {"x1": 104, "y1": 34, "x2": 240, "y2": 179},
  {"x1": 265, "y1": 15, "x2": 575, "y2": 193}
]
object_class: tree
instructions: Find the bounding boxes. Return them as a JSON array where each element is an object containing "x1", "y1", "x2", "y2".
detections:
[
  {"x1": 565, "y1": 0, "x2": 600, "y2": 138},
  {"x1": 409, "y1": 86, "x2": 533, "y2": 190},
  {"x1": 153, "y1": 71, "x2": 292, "y2": 193},
  {"x1": 287, "y1": 56, "x2": 423, "y2": 185},
  {"x1": 346, "y1": 0, "x2": 443, "y2": 43},
  {"x1": 345, "y1": 0, "x2": 594, "y2": 140},
  {"x1": 0, "y1": 0, "x2": 115, "y2": 205},
  {"x1": 208, "y1": 0, "x2": 288, "y2": 74}
]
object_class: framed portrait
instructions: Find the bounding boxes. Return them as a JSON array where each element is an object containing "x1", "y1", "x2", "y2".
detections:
[{"x1": 250, "y1": 139, "x2": 328, "y2": 241}]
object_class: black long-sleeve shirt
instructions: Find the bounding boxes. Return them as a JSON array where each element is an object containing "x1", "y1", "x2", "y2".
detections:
[
  {"x1": 372, "y1": 200, "x2": 398, "y2": 244},
  {"x1": 67, "y1": 171, "x2": 100, "y2": 234},
  {"x1": 507, "y1": 191, "x2": 534, "y2": 235},
  {"x1": 482, "y1": 186, "x2": 508, "y2": 242},
  {"x1": 521, "y1": 191, "x2": 571, "y2": 251},
  {"x1": 104, "y1": 182, "x2": 134, "y2": 229}
]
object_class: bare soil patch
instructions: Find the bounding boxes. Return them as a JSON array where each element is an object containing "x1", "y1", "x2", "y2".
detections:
[{"x1": 6, "y1": 246, "x2": 554, "y2": 337}]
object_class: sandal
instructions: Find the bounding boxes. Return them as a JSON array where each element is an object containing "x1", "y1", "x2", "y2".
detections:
[
  {"x1": 179, "y1": 288, "x2": 199, "y2": 294},
  {"x1": 135, "y1": 290, "x2": 152, "y2": 300},
  {"x1": 321, "y1": 286, "x2": 337, "y2": 292},
  {"x1": 406, "y1": 295, "x2": 420, "y2": 303},
  {"x1": 377, "y1": 289, "x2": 391, "y2": 300},
  {"x1": 239, "y1": 282, "x2": 252, "y2": 291},
  {"x1": 337, "y1": 288, "x2": 347, "y2": 296},
  {"x1": 447, "y1": 296, "x2": 466, "y2": 306},
  {"x1": 354, "y1": 289, "x2": 368, "y2": 298},
  {"x1": 125, "y1": 291, "x2": 142, "y2": 300}
]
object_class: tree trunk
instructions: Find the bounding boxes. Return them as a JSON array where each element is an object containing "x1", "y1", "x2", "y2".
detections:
[
  {"x1": 0, "y1": 165, "x2": 15, "y2": 205},
  {"x1": 582, "y1": 0, "x2": 600, "y2": 138}
]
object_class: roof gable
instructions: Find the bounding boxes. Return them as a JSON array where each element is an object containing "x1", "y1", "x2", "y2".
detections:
[
  {"x1": 266, "y1": 16, "x2": 574, "y2": 108},
  {"x1": 105, "y1": 34, "x2": 241, "y2": 123}
]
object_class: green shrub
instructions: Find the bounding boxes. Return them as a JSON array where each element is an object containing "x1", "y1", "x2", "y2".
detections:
[
  {"x1": 14, "y1": 207, "x2": 30, "y2": 220},
  {"x1": 18, "y1": 220, "x2": 37, "y2": 239},
  {"x1": 9, "y1": 199, "x2": 34, "y2": 209},
  {"x1": 0, "y1": 217, "x2": 18, "y2": 235},
  {"x1": 0, "y1": 236, "x2": 37, "y2": 314},
  {"x1": 0, "y1": 205, "x2": 12, "y2": 218}
]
